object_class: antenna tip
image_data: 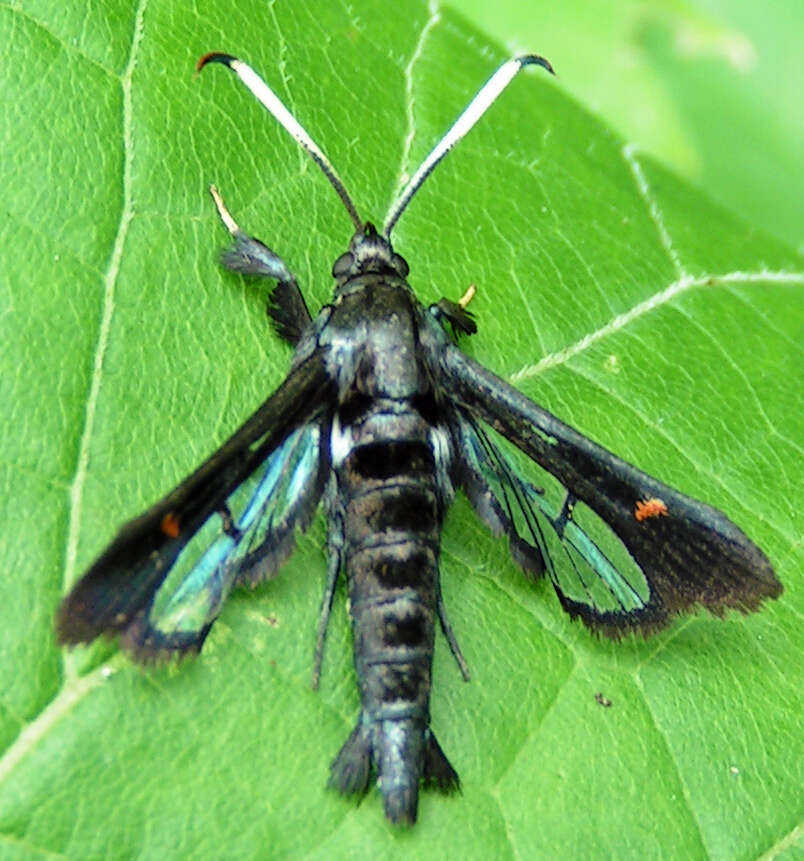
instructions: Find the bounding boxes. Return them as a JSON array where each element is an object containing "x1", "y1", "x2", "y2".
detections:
[
  {"x1": 196, "y1": 52, "x2": 238, "y2": 74},
  {"x1": 517, "y1": 54, "x2": 556, "y2": 76}
]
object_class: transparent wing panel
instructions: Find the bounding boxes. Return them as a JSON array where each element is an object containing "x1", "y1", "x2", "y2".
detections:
[
  {"x1": 456, "y1": 413, "x2": 652, "y2": 625},
  {"x1": 123, "y1": 424, "x2": 322, "y2": 658}
]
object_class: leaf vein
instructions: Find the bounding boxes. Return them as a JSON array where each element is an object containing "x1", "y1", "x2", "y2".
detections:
[
  {"x1": 60, "y1": 0, "x2": 148, "y2": 678},
  {"x1": 509, "y1": 271, "x2": 804, "y2": 384},
  {"x1": 623, "y1": 143, "x2": 686, "y2": 279},
  {"x1": 0, "y1": 2, "x2": 117, "y2": 78},
  {"x1": 0, "y1": 662, "x2": 118, "y2": 786},
  {"x1": 389, "y1": 0, "x2": 442, "y2": 206}
]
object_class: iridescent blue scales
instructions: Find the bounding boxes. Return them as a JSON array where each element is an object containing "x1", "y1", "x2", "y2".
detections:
[
  {"x1": 455, "y1": 417, "x2": 654, "y2": 629},
  {"x1": 56, "y1": 53, "x2": 781, "y2": 825},
  {"x1": 121, "y1": 424, "x2": 324, "y2": 660}
]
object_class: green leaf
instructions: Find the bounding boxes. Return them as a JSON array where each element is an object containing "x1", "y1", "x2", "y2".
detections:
[
  {"x1": 457, "y1": 0, "x2": 804, "y2": 252},
  {"x1": 1, "y1": 1, "x2": 801, "y2": 857}
]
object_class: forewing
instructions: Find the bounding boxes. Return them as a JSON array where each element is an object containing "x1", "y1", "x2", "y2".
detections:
[
  {"x1": 119, "y1": 421, "x2": 327, "y2": 660},
  {"x1": 56, "y1": 351, "x2": 335, "y2": 654},
  {"x1": 442, "y1": 346, "x2": 782, "y2": 636}
]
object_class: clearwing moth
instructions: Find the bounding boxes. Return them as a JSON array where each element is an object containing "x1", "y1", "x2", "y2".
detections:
[{"x1": 56, "y1": 52, "x2": 782, "y2": 824}]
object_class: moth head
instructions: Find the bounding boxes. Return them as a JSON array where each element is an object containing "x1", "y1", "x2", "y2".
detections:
[{"x1": 332, "y1": 222, "x2": 410, "y2": 283}]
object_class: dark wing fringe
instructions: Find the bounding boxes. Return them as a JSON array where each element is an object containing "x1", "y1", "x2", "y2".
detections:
[
  {"x1": 441, "y1": 346, "x2": 781, "y2": 634},
  {"x1": 56, "y1": 351, "x2": 335, "y2": 650}
]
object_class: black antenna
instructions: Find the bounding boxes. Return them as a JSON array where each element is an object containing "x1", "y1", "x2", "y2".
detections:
[
  {"x1": 383, "y1": 55, "x2": 554, "y2": 237},
  {"x1": 197, "y1": 53, "x2": 364, "y2": 231}
]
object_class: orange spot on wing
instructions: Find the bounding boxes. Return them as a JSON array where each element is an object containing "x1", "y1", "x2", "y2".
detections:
[
  {"x1": 161, "y1": 512, "x2": 181, "y2": 538},
  {"x1": 635, "y1": 497, "x2": 668, "y2": 522}
]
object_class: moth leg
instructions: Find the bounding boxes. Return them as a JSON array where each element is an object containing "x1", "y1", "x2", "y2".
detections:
[
  {"x1": 430, "y1": 283, "x2": 478, "y2": 338},
  {"x1": 209, "y1": 184, "x2": 294, "y2": 279},
  {"x1": 208, "y1": 184, "x2": 312, "y2": 345},
  {"x1": 312, "y1": 506, "x2": 343, "y2": 690},
  {"x1": 436, "y1": 572, "x2": 470, "y2": 681}
]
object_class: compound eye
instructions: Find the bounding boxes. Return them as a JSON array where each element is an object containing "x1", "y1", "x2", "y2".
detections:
[
  {"x1": 332, "y1": 252, "x2": 354, "y2": 278},
  {"x1": 392, "y1": 253, "x2": 409, "y2": 278}
]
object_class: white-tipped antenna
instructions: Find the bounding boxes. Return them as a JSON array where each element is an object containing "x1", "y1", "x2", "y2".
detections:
[
  {"x1": 383, "y1": 54, "x2": 554, "y2": 238},
  {"x1": 198, "y1": 53, "x2": 364, "y2": 231}
]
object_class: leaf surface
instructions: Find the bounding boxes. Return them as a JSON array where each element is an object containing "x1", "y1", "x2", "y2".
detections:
[
  {"x1": 458, "y1": 0, "x2": 804, "y2": 250},
  {"x1": 0, "y1": 1, "x2": 801, "y2": 857}
]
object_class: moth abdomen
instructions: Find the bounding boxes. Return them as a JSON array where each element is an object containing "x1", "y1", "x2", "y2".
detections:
[{"x1": 330, "y1": 391, "x2": 458, "y2": 822}]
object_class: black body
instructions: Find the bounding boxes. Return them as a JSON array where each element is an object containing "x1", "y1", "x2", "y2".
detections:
[
  {"x1": 322, "y1": 266, "x2": 460, "y2": 819},
  {"x1": 56, "y1": 54, "x2": 782, "y2": 826},
  {"x1": 55, "y1": 219, "x2": 782, "y2": 821}
]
